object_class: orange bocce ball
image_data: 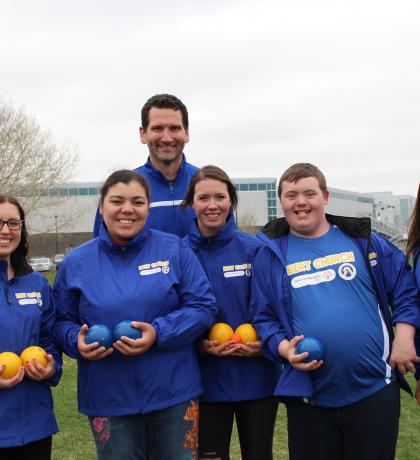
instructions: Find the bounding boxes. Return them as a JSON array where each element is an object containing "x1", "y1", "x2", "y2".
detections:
[
  {"x1": 208, "y1": 323, "x2": 234, "y2": 344},
  {"x1": 20, "y1": 346, "x2": 48, "y2": 369},
  {"x1": 235, "y1": 324, "x2": 258, "y2": 343},
  {"x1": 0, "y1": 352, "x2": 22, "y2": 379},
  {"x1": 230, "y1": 333, "x2": 242, "y2": 344}
]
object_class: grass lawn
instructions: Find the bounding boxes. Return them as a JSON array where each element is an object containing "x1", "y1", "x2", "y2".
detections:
[
  {"x1": 51, "y1": 359, "x2": 420, "y2": 460},
  {"x1": 45, "y1": 272, "x2": 420, "y2": 459}
]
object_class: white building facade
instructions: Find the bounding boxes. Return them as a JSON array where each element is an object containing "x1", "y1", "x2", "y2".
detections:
[{"x1": 25, "y1": 180, "x2": 413, "y2": 246}]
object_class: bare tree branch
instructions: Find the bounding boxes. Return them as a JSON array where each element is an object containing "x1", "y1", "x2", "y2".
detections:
[{"x1": 0, "y1": 98, "x2": 79, "y2": 231}]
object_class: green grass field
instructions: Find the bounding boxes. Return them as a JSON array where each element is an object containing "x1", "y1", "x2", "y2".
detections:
[
  {"x1": 45, "y1": 272, "x2": 420, "y2": 459},
  {"x1": 51, "y1": 357, "x2": 419, "y2": 460}
]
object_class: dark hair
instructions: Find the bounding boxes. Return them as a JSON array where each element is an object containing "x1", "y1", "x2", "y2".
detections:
[
  {"x1": 0, "y1": 194, "x2": 31, "y2": 275},
  {"x1": 278, "y1": 163, "x2": 327, "y2": 198},
  {"x1": 141, "y1": 94, "x2": 189, "y2": 130},
  {"x1": 407, "y1": 183, "x2": 420, "y2": 257},
  {"x1": 182, "y1": 165, "x2": 238, "y2": 211},
  {"x1": 100, "y1": 170, "x2": 151, "y2": 205}
]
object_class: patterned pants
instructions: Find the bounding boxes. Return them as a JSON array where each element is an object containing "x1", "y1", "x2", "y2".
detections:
[{"x1": 89, "y1": 399, "x2": 199, "y2": 460}]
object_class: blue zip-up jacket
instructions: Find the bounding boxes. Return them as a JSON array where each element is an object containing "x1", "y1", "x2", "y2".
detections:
[
  {"x1": 0, "y1": 261, "x2": 61, "y2": 448},
  {"x1": 251, "y1": 215, "x2": 420, "y2": 399},
  {"x1": 53, "y1": 224, "x2": 217, "y2": 416},
  {"x1": 93, "y1": 155, "x2": 198, "y2": 238},
  {"x1": 184, "y1": 217, "x2": 279, "y2": 402},
  {"x1": 412, "y1": 250, "x2": 420, "y2": 380}
]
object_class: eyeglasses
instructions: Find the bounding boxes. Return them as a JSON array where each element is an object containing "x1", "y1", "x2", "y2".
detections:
[{"x1": 0, "y1": 219, "x2": 24, "y2": 231}]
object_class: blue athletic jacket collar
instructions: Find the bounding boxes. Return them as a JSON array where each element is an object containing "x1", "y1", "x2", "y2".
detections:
[
  {"x1": 260, "y1": 214, "x2": 371, "y2": 240},
  {"x1": 187, "y1": 214, "x2": 236, "y2": 249},
  {"x1": 0, "y1": 259, "x2": 8, "y2": 283},
  {"x1": 142, "y1": 154, "x2": 188, "y2": 182},
  {"x1": 98, "y1": 222, "x2": 151, "y2": 253}
]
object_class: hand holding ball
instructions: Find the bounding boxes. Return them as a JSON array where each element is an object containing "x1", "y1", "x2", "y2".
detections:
[
  {"x1": 0, "y1": 352, "x2": 22, "y2": 379},
  {"x1": 85, "y1": 324, "x2": 113, "y2": 348},
  {"x1": 113, "y1": 320, "x2": 142, "y2": 342},
  {"x1": 20, "y1": 346, "x2": 48, "y2": 368},
  {"x1": 234, "y1": 324, "x2": 258, "y2": 343},
  {"x1": 296, "y1": 337, "x2": 325, "y2": 363},
  {"x1": 208, "y1": 323, "x2": 234, "y2": 344}
]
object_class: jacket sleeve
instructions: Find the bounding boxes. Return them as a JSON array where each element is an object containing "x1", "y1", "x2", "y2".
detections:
[
  {"x1": 52, "y1": 258, "x2": 83, "y2": 359},
  {"x1": 39, "y1": 279, "x2": 62, "y2": 387},
  {"x1": 373, "y1": 234, "x2": 420, "y2": 329},
  {"x1": 250, "y1": 245, "x2": 286, "y2": 363},
  {"x1": 151, "y1": 245, "x2": 217, "y2": 350}
]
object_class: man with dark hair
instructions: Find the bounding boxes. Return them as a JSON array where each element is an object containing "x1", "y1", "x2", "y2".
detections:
[
  {"x1": 94, "y1": 94, "x2": 198, "y2": 237},
  {"x1": 252, "y1": 163, "x2": 420, "y2": 460}
]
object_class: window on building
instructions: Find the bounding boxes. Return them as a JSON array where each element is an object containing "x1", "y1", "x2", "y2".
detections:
[
  {"x1": 239, "y1": 184, "x2": 249, "y2": 191},
  {"x1": 89, "y1": 188, "x2": 98, "y2": 195},
  {"x1": 60, "y1": 188, "x2": 69, "y2": 197},
  {"x1": 249, "y1": 184, "x2": 257, "y2": 191},
  {"x1": 79, "y1": 188, "x2": 89, "y2": 196},
  {"x1": 69, "y1": 188, "x2": 78, "y2": 196},
  {"x1": 258, "y1": 183, "x2": 267, "y2": 191}
]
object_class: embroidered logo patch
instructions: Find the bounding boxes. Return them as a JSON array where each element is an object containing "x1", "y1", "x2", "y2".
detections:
[
  {"x1": 15, "y1": 292, "x2": 43, "y2": 306},
  {"x1": 223, "y1": 263, "x2": 251, "y2": 278},
  {"x1": 138, "y1": 260, "x2": 170, "y2": 276}
]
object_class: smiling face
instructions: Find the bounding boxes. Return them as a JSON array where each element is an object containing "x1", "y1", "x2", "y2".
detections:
[
  {"x1": 139, "y1": 107, "x2": 189, "y2": 167},
  {"x1": 192, "y1": 179, "x2": 231, "y2": 237},
  {"x1": 0, "y1": 202, "x2": 22, "y2": 262},
  {"x1": 100, "y1": 181, "x2": 149, "y2": 241},
  {"x1": 280, "y1": 177, "x2": 329, "y2": 238}
]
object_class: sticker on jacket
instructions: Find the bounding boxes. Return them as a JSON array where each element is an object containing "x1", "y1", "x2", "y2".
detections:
[
  {"x1": 368, "y1": 251, "x2": 378, "y2": 267},
  {"x1": 15, "y1": 291, "x2": 43, "y2": 306},
  {"x1": 138, "y1": 260, "x2": 170, "y2": 276},
  {"x1": 223, "y1": 263, "x2": 251, "y2": 278}
]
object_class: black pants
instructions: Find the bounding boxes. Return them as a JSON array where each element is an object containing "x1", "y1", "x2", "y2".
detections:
[
  {"x1": 0, "y1": 436, "x2": 52, "y2": 460},
  {"x1": 198, "y1": 397, "x2": 279, "y2": 460},
  {"x1": 285, "y1": 382, "x2": 400, "y2": 460}
]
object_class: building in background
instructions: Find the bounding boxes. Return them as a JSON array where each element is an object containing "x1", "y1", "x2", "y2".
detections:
[{"x1": 24, "y1": 180, "x2": 414, "y2": 256}]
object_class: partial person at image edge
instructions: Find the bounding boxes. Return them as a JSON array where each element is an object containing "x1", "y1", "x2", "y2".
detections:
[
  {"x1": 406, "y1": 182, "x2": 420, "y2": 404},
  {"x1": 0, "y1": 194, "x2": 62, "y2": 460}
]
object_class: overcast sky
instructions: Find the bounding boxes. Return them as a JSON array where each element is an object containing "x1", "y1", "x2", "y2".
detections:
[{"x1": 1, "y1": 0, "x2": 419, "y2": 196}]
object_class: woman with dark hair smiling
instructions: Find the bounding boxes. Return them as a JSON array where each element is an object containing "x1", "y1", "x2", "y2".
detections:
[
  {"x1": 0, "y1": 194, "x2": 61, "y2": 460},
  {"x1": 183, "y1": 166, "x2": 279, "y2": 460},
  {"x1": 53, "y1": 169, "x2": 216, "y2": 460}
]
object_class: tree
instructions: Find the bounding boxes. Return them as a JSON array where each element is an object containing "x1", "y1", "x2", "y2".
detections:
[{"x1": 0, "y1": 98, "x2": 79, "y2": 232}]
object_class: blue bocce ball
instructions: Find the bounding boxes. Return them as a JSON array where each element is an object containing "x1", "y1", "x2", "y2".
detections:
[
  {"x1": 85, "y1": 324, "x2": 113, "y2": 348},
  {"x1": 296, "y1": 337, "x2": 325, "y2": 363},
  {"x1": 113, "y1": 320, "x2": 142, "y2": 342}
]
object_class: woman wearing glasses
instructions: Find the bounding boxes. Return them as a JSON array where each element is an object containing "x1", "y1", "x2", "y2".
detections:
[{"x1": 0, "y1": 194, "x2": 61, "y2": 460}]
